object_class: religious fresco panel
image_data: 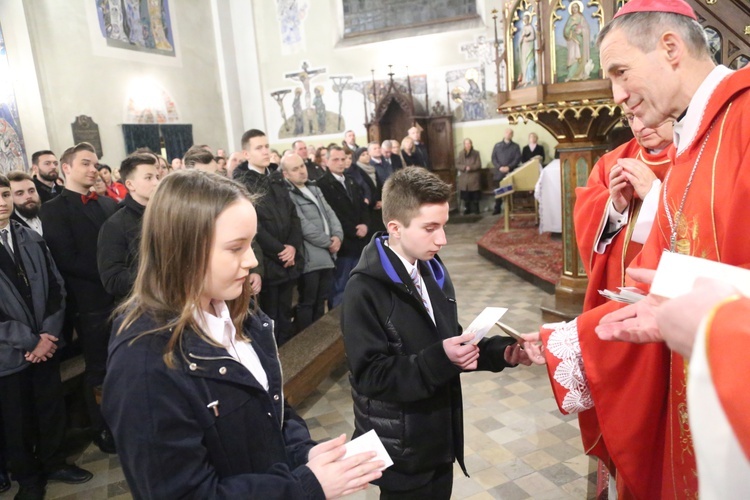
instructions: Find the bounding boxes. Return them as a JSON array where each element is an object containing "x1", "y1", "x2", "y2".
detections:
[
  {"x1": 277, "y1": 0, "x2": 309, "y2": 55},
  {"x1": 551, "y1": 0, "x2": 602, "y2": 83},
  {"x1": 0, "y1": 21, "x2": 28, "y2": 173},
  {"x1": 95, "y1": 0, "x2": 175, "y2": 56},
  {"x1": 447, "y1": 67, "x2": 494, "y2": 122}
]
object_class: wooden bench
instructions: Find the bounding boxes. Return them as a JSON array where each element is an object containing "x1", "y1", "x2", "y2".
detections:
[{"x1": 280, "y1": 308, "x2": 347, "y2": 406}]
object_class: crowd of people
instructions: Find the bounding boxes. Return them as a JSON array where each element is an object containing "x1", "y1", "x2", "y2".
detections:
[
  {"x1": 0, "y1": 120, "x2": 452, "y2": 498},
  {"x1": 1, "y1": 0, "x2": 748, "y2": 497}
]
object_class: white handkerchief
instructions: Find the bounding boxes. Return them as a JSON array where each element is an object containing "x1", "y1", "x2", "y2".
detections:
[
  {"x1": 464, "y1": 307, "x2": 508, "y2": 345},
  {"x1": 651, "y1": 251, "x2": 750, "y2": 299},
  {"x1": 342, "y1": 430, "x2": 393, "y2": 470}
]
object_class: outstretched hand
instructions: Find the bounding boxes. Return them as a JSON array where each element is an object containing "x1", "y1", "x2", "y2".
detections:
[
  {"x1": 596, "y1": 267, "x2": 663, "y2": 343},
  {"x1": 519, "y1": 332, "x2": 546, "y2": 365},
  {"x1": 504, "y1": 343, "x2": 533, "y2": 366},
  {"x1": 656, "y1": 277, "x2": 738, "y2": 358}
]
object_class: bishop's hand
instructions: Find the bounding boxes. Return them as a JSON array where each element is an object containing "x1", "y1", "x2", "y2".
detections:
[{"x1": 609, "y1": 164, "x2": 634, "y2": 213}]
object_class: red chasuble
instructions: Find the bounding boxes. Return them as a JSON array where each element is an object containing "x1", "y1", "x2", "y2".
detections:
[
  {"x1": 571, "y1": 140, "x2": 671, "y2": 476},
  {"x1": 704, "y1": 297, "x2": 750, "y2": 461},
  {"x1": 542, "y1": 66, "x2": 750, "y2": 500}
]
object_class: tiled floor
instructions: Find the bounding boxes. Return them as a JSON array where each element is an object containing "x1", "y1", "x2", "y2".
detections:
[{"x1": 13, "y1": 214, "x2": 595, "y2": 499}]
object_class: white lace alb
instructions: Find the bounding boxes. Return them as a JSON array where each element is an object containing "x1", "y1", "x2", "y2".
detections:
[{"x1": 545, "y1": 320, "x2": 593, "y2": 414}]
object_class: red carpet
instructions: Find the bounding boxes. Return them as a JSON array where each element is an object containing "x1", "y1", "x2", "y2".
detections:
[{"x1": 477, "y1": 217, "x2": 562, "y2": 292}]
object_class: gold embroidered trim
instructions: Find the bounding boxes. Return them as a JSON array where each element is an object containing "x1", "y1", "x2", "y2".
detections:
[
  {"x1": 710, "y1": 103, "x2": 732, "y2": 262},
  {"x1": 636, "y1": 150, "x2": 671, "y2": 167}
]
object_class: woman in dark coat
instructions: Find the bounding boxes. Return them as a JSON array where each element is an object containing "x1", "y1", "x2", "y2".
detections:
[
  {"x1": 455, "y1": 138, "x2": 483, "y2": 215},
  {"x1": 102, "y1": 170, "x2": 382, "y2": 499}
]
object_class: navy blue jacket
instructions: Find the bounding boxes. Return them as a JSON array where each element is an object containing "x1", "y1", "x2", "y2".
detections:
[
  {"x1": 102, "y1": 310, "x2": 324, "y2": 499},
  {"x1": 342, "y1": 234, "x2": 515, "y2": 491}
]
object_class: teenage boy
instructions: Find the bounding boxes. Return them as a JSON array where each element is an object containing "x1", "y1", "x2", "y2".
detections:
[
  {"x1": 97, "y1": 153, "x2": 161, "y2": 303},
  {"x1": 342, "y1": 167, "x2": 533, "y2": 499},
  {"x1": 0, "y1": 174, "x2": 92, "y2": 500}
]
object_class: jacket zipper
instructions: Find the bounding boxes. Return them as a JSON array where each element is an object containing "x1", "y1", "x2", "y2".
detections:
[{"x1": 187, "y1": 352, "x2": 236, "y2": 363}]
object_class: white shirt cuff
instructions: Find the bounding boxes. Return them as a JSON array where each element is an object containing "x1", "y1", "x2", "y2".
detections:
[
  {"x1": 631, "y1": 179, "x2": 661, "y2": 245},
  {"x1": 595, "y1": 202, "x2": 629, "y2": 254}
]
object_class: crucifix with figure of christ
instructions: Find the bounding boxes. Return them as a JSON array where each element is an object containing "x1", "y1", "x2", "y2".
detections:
[{"x1": 285, "y1": 62, "x2": 327, "y2": 112}]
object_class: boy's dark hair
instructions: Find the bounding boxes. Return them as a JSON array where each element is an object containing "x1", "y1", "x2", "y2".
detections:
[
  {"x1": 0, "y1": 174, "x2": 9, "y2": 189},
  {"x1": 60, "y1": 142, "x2": 96, "y2": 167},
  {"x1": 31, "y1": 150, "x2": 56, "y2": 165},
  {"x1": 183, "y1": 147, "x2": 215, "y2": 168},
  {"x1": 120, "y1": 153, "x2": 158, "y2": 182},
  {"x1": 382, "y1": 167, "x2": 451, "y2": 227},
  {"x1": 7, "y1": 171, "x2": 33, "y2": 183},
  {"x1": 97, "y1": 163, "x2": 112, "y2": 173},
  {"x1": 240, "y1": 129, "x2": 266, "y2": 150}
]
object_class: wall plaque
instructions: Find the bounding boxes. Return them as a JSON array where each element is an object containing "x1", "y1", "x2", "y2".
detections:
[{"x1": 71, "y1": 115, "x2": 103, "y2": 158}]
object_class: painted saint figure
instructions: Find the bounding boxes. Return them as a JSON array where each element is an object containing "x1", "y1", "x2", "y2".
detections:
[
  {"x1": 462, "y1": 69, "x2": 485, "y2": 121},
  {"x1": 313, "y1": 86, "x2": 326, "y2": 133},
  {"x1": 563, "y1": 1, "x2": 591, "y2": 81},
  {"x1": 292, "y1": 88, "x2": 304, "y2": 135},
  {"x1": 518, "y1": 13, "x2": 537, "y2": 87}
]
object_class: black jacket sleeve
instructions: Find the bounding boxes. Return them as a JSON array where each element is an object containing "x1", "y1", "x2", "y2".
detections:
[{"x1": 97, "y1": 216, "x2": 134, "y2": 300}]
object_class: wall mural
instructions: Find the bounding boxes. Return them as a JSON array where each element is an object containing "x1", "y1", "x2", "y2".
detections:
[
  {"x1": 552, "y1": 0, "x2": 601, "y2": 83},
  {"x1": 449, "y1": 33, "x2": 504, "y2": 122},
  {"x1": 95, "y1": 0, "x2": 175, "y2": 56},
  {"x1": 277, "y1": 0, "x2": 309, "y2": 55},
  {"x1": 270, "y1": 68, "x2": 432, "y2": 139},
  {"x1": 0, "y1": 22, "x2": 28, "y2": 174},
  {"x1": 124, "y1": 86, "x2": 179, "y2": 124},
  {"x1": 273, "y1": 61, "x2": 340, "y2": 138},
  {"x1": 511, "y1": 0, "x2": 539, "y2": 88},
  {"x1": 447, "y1": 67, "x2": 494, "y2": 122}
]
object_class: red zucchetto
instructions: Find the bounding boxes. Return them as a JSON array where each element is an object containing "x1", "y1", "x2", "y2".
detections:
[{"x1": 613, "y1": 0, "x2": 698, "y2": 20}]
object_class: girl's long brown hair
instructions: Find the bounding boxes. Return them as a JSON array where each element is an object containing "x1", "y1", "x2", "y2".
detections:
[{"x1": 117, "y1": 169, "x2": 256, "y2": 368}]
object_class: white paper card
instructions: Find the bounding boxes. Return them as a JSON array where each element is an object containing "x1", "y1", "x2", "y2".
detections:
[
  {"x1": 651, "y1": 251, "x2": 750, "y2": 299},
  {"x1": 342, "y1": 430, "x2": 393, "y2": 470},
  {"x1": 464, "y1": 307, "x2": 508, "y2": 345},
  {"x1": 598, "y1": 287, "x2": 646, "y2": 304}
]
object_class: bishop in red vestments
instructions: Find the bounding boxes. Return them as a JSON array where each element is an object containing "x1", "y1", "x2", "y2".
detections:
[{"x1": 521, "y1": 0, "x2": 750, "y2": 498}]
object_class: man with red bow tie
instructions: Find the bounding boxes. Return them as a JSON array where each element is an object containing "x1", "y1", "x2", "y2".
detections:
[{"x1": 40, "y1": 142, "x2": 118, "y2": 454}]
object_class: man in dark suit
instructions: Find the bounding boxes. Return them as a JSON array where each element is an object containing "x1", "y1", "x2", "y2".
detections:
[
  {"x1": 292, "y1": 140, "x2": 326, "y2": 181},
  {"x1": 382, "y1": 140, "x2": 403, "y2": 172},
  {"x1": 234, "y1": 130, "x2": 304, "y2": 345},
  {"x1": 316, "y1": 146, "x2": 370, "y2": 307},
  {"x1": 8, "y1": 171, "x2": 44, "y2": 235},
  {"x1": 342, "y1": 130, "x2": 359, "y2": 151},
  {"x1": 0, "y1": 174, "x2": 93, "y2": 499},
  {"x1": 40, "y1": 142, "x2": 118, "y2": 454},
  {"x1": 30, "y1": 151, "x2": 63, "y2": 204},
  {"x1": 408, "y1": 126, "x2": 431, "y2": 170}
]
